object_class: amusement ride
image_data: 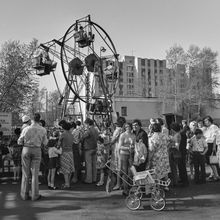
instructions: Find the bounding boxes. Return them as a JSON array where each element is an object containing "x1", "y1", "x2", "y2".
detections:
[{"x1": 32, "y1": 15, "x2": 120, "y2": 129}]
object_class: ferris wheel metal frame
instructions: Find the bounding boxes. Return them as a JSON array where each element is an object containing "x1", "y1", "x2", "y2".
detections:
[{"x1": 33, "y1": 15, "x2": 120, "y2": 129}]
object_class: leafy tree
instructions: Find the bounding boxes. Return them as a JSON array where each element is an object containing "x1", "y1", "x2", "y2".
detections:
[
  {"x1": 166, "y1": 44, "x2": 186, "y2": 69},
  {"x1": 165, "y1": 44, "x2": 219, "y2": 120},
  {"x1": 0, "y1": 39, "x2": 39, "y2": 124}
]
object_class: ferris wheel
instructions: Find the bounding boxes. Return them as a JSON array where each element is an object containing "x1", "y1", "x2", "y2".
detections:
[{"x1": 32, "y1": 15, "x2": 120, "y2": 128}]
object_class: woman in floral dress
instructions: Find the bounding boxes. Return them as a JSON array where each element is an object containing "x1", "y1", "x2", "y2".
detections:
[
  {"x1": 148, "y1": 123, "x2": 170, "y2": 180},
  {"x1": 105, "y1": 117, "x2": 126, "y2": 193}
]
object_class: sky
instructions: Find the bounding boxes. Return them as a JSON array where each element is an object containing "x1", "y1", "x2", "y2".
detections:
[{"x1": 0, "y1": 0, "x2": 220, "y2": 92}]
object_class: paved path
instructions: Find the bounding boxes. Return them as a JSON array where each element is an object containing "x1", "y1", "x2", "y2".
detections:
[{"x1": 0, "y1": 177, "x2": 220, "y2": 220}]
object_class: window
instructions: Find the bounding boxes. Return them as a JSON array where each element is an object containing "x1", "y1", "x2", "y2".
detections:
[
  {"x1": 148, "y1": 60, "x2": 151, "y2": 67},
  {"x1": 127, "y1": 72, "x2": 134, "y2": 77},
  {"x1": 148, "y1": 70, "x2": 151, "y2": 79},
  {"x1": 128, "y1": 78, "x2": 134, "y2": 83},
  {"x1": 159, "y1": 60, "x2": 163, "y2": 68},
  {"x1": 141, "y1": 59, "x2": 145, "y2": 66},
  {"x1": 119, "y1": 90, "x2": 123, "y2": 96},
  {"x1": 121, "y1": 106, "x2": 127, "y2": 116},
  {"x1": 154, "y1": 60, "x2": 157, "y2": 67},
  {"x1": 127, "y1": 66, "x2": 134, "y2": 71},
  {"x1": 148, "y1": 88, "x2": 152, "y2": 97},
  {"x1": 127, "y1": 85, "x2": 134, "y2": 90}
]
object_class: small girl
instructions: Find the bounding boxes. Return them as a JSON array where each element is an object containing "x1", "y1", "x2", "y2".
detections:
[
  {"x1": 10, "y1": 128, "x2": 22, "y2": 181},
  {"x1": 47, "y1": 131, "x2": 62, "y2": 189},
  {"x1": 96, "y1": 136, "x2": 109, "y2": 186}
]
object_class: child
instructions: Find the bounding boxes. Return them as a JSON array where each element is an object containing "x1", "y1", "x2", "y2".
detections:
[
  {"x1": 47, "y1": 131, "x2": 62, "y2": 189},
  {"x1": 10, "y1": 128, "x2": 22, "y2": 181},
  {"x1": 189, "y1": 128, "x2": 208, "y2": 184},
  {"x1": 96, "y1": 136, "x2": 108, "y2": 186}
]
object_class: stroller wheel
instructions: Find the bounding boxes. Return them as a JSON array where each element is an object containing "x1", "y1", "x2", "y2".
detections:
[
  {"x1": 150, "y1": 192, "x2": 166, "y2": 211},
  {"x1": 125, "y1": 195, "x2": 141, "y2": 211},
  {"x1": 129, "y1": 186, "x2": 143, "y2": 199},
  {"x1": 154, "y1": 186, "x2": 165, "y2": 198}
]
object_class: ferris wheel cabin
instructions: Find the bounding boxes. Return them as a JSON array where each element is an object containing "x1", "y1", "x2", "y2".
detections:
[
  {"x1": 74, "y1": 26, "x2": 94, "y2": 48},
  {"x1": 32, "y1": 52, "x2": 57, "y2": 76}
]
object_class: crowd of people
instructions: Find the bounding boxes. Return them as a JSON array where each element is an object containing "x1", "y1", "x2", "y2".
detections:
[{"x1": 1, "y1": 113, "x2": 220, "y2": 201}]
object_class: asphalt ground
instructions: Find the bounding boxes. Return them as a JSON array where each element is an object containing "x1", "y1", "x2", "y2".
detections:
[{"x1": 0, "y1": 173, "x2": 220, "y2": 220}]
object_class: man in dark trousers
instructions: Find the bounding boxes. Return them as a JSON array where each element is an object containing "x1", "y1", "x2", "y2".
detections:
[{"x1": 178, "y1": 125, "x2": 189, "y2": 186}]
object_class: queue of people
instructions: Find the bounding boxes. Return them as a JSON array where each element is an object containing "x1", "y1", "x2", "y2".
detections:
[{"x1": 1, "y1": 113, "x2": 220, "y2": 201}]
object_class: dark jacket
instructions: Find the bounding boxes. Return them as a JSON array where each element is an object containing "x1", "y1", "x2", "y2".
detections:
[
  {"x1": 82, "y1": 126, "x2": 99, "y2": 151},
  {"x1": 134, "y1": 128, "x2": 149, "y2": 149}
]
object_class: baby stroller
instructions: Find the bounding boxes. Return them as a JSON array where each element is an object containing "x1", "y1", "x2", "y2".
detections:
[{"x1": 105, "y1": 161, "x2": 170, "y2": 211}]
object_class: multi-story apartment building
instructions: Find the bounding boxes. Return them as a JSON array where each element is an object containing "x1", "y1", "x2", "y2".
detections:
[
  {"x1": 113, "y1": 56, "x2": 190, "y2": 123},
  {"x1": 116, "y1": 56, "x2": 167, "y2": 98},
  {"x1": 117, "y1": 56, "x2": 137, "y2": 97}
]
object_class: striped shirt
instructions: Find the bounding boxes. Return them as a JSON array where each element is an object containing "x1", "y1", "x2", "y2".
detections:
[
  {"x1": 72, "y1": 127, "x2": 83, "y2": 144},
  {"x1": 18, "y1": 122, "x2": 48, "y2": 147}
]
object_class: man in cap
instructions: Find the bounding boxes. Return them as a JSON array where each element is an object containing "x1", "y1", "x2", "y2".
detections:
[
  {"x1": 18, "y1": 113, "x2": 48, "y2": 201},
  {"x1": 22, "y1": 115, "x2": 31, "y2": 130}
]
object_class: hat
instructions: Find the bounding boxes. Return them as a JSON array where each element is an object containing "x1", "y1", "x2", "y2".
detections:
[{"x1": 22, "y1": 115, "x2": 30, "y2": 123}]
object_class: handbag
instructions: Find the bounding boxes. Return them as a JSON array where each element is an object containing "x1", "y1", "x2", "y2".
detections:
[
  {"x1": 133, "y1": 141, "x2": 147, "y2": 166},
  {"x1": 209, "y1": 152, "x2": 218, "y2": 164}
]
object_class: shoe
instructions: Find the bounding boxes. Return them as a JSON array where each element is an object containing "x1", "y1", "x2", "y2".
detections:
[
  {"x1": 33, "y1": 195, "x2": 43, "y2": 201},
  {"x1": 21, "y1": 195, "x2": 31, "y2": 201},
  {"x1": 61, "y1": 184, "x2": 71, "y2": 190},
  {"x1": 48, "y1": 186, "x2": 52, "y2": 189},
  {"x1": 71, "y1": 178, "x2": 78, "y2": 184},
  {"x1": 113, "y1": 185, "x2": 120, "y2": 190},
  {"x1": 50, "y1": 186, "x2": 58, "y2": 190},
  {"x1": 96, "y1": 182, "x2": 104, "y2": 186},
  {"x1": 83, "y1": 181, "x2": 92, "y2": 184},
  {"x1": 207, "y1": 176, "x2": 215, "y2": 181},
  {"x1": 213, "y1": 177, "x2": 220, "y2": 182}
]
